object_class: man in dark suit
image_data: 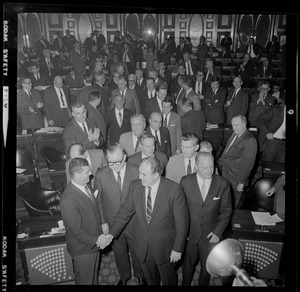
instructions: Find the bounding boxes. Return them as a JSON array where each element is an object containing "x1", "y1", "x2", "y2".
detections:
[
  {"x1": 139, "y1": 77, "x2": 157, "y2": 116},
  {"x1": 69, "y1": 41, "x2": 87, "y2": 81},
  {"x1": 144, "y1": 82, "x2": 167, "y2": 122},
  {"x1": 166, "y1": 132, "x2": 199, "y2": 184},
  {"x1": 244, "y1": 37, "x2": 263, "y2": 61},
  {"x1": 39, "y1": 49, "x2": 57, "y2": 81},
  {"x1": 162, "y1": 97, "x2": 182, "y2": 155},
  {"x1": 194, "y1": 70, "x2": 210, "y2": 111},
  {"x1": 65, "y1": 143, "x2": 107, "y2": 184},
  {"x1": 35, "y1": 37, "x2": 51, "y2": 59},
  {"x1": 121, "y1": 42, "x2": 135, "y2": 75},
  {"x1": 255, "y1": 58, "x2": 276, "y2": 78},
  {"x1": 203, "y1": 59, "x2": 223, "y2": 83},
  {"x1": 265, "y1": 35, "x2": 280, "y2": 61},
  {"x1": 247, "y1": 80, "x2": 276, "y2": 128},
  {"x1": 52, "y1": 32, "x2": 64, "y2": 52},
  {"x1": 234, "y1": 53, "x2": 254, "y2": 88},
  {"x1": 62, "y1": 29, "x2": 77, "y2": 52},
  {"x1": 135, "y1": 68, "x2": 147, "y2": 90},
  {"x1": 100, "y1": 156, "x2": 189, "y2": 285},
  {"x1": 180, "y1": 152, "x2": 232, "y2": 286},
  {"x1": 17, "y1": 76, "x2": 45, "y2": 131},
  {"x1": 127, "y1": 132, "x2": 168, "y2": 171},
  {"x1": 28, "y1": 62, "x2": 52, "y2": 90},
  {"x1": 86, "y1": 91, "x2": 107, "y2": 144},
  {"x1": 174, "y1": 75, "x2": 186, "y2": 116},
  {"x1": 94, "y1": 143, "x2": 147, "y2": 285},
  {"x1": 224, "y1": 76, "x2": 249, "y2": 126},
  {"x1": 63, "y1": 102, "x2": 104, "y2": 157},
  {"x1": 256, "y1": 104, "x2": 285, "y2": 163},
  {"x1": 107, "y1": 94, "x2": 133, "y2": 145},
  {"x1": 181, "y1": 75, "x2": 202, "y2": 112},
  {"x1": 203, "y1": 76, "x2": 226, "y2": 126},
  {"x1": 218, "y1": 114, "x2": 258, "y2": 208},
  {"x1": 176, "y1": 37, "x2": 190, "y2": 64},
  {"x1": 181, "y1": 98, "x2": 206, "y2": 141},
  {"x1": 158, "y1": 61, "x2": 172, "y2": 90},
  {"x1": 196, "y1": 36, "x2": 209, "y2": 71},
  {"x1": 59, "y1": 157, "x2": 106, "y2": 285},
  {"x1": 146, "y1": 112, "x2": 172, "y2": 159},
  {"x1": 148, "y1": 68, "x2": 165, "y2": 91},
  {"x1": 91, "y1": 72, "x2": 109, "y2": 121},
  {"x1": 110, "y1": 75, "x2": 141, "y2": 115},
  {"x1": 43, "y1": 75, "x2": 72, "y2": 127},
  {"x1": 183, "y1": 51, "x2": 199, "y2": 80}
]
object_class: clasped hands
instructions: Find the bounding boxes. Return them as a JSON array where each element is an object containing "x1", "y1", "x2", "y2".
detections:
[{"x1": 96, "y1": 233, "x2": 114, "y2": 249}]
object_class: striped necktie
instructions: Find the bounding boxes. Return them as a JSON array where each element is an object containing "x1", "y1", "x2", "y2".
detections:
[{"x1": 146, "y1": 187, "x2": 152, "y2": 224}]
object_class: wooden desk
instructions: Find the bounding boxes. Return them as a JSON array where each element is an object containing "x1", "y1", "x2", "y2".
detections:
[{"x1": 232, "y1": 209, "x2": 285, "y2": 280}]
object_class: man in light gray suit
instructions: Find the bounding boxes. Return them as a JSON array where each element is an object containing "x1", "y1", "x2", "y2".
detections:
[
  {"x1": 162, "y1": 97, "x2": 182, "y2": 155},
  {"x1": 119, "y1": 114, "x2": 146, "y2": 156},
  {"x1": 166, "y1": 132, "x2": 200, "y2": 183}
]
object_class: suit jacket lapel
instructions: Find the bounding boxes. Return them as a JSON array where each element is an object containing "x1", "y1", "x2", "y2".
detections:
[
  {"x1": 150, "y1": 179, "x2": 164, "y2": 222},
  {"x1": 203, "y1": 175, "x2": 217, "y2": 205},
  {"x1": 191, "y1": 173, "x2": 204, "y2": 205}
]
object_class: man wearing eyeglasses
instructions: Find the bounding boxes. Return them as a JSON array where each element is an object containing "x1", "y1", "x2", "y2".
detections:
[
  {"x1": 17, "y1": 76, "x2": 45, "y2": 132},
  {"x1": 94, "y1": 143, "x2": 147, "y2": 285}
]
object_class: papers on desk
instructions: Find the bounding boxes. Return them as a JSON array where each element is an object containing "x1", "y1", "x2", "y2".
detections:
[
  {"x1": 16, "y1": 168, "x2": 26, "y2": 174},
  {"x1": 251, "y1": 211, "x2": 284, "y2": 226},
  {"x1": 35, "y1": 127, "x2": 63, "y2": 133},
  {"x1": 206, "y1": 124, "x2": 219, "y2": 130}
]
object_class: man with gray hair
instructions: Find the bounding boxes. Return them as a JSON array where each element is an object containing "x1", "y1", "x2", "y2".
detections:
[
  {"x1": 43, "y1": 75, "x2": 72, "y2": 127},
  {"x1": 119, "y1": 114, "x2": 146, "y2": 156}
]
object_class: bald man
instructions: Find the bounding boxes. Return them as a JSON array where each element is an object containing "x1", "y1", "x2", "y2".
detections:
[{"x1": 43, "y1": 75, "x2": 72, "y2": 127}]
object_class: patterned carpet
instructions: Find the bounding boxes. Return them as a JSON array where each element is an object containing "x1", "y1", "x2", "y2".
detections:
[{"x1": 98, "y1": 247, "x2": 227, "y2": 286}]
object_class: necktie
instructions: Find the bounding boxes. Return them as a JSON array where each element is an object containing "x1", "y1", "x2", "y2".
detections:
[
  {"x1": 198, "y1": 82, "x2": 202, "y2": 95},
  {"x1": 151, "y1": 91, "x2": 154, "y2": 99},
  {"x1": 155, "y1": 130, "x2": 160, "y2": 150},
  {"x1": 163, "y1": 114, "x2": 168, "y2": 127},
  {"x1": 231, "y1": 89, "x2": 237, "y2": 102},
  {"x1": 249, "y1": 45, "x2": 252, "y2": 55},
  {"x1": 121, "y1": 90, "x2": 124, "y2": 97},
  {"x1": 225, "y1": 134, "x2": 237, "y2": 154},
  {"x1": 28, "y1": 90, "x2": 32, "y2": 99},
  {"x1": 146, "y1": 187, "x2": 152, "y2": 224},
  {"x1": 82, "y1": 122, "x2": 88, "y2": 134},
  {"x1": 205, "y1": 71, "x2": 209, "y2": 82},
  {"x1": 134, "y1": 140, "x2": 139, "y2": 152},
  {"x1": 85, "y1": 185, "x2": 95, "y2": 204},
  {"x1": 118, "y1": 111, "x2": 123, "y2": 126},
  {"x1": 187, "y1": 159, "x2": 192, "y2": 175},
  {"x1": 201, "y1": 180, "x2": 206, "y2": 201},
  {"x1": 186, "y1": 61, "x2": 189, "y2": 75},
  {"x1": 59, "y1": 89, "x2": 66, "y2": 107},
  {"x1": 116, "y1": 171, "x2": 122, "y2": 191}
]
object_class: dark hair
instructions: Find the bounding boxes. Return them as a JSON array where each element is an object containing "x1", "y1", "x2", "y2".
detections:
[
  {"x1": 69, "y1": 157, "x2": 89, "y2": 178},
  {"x1": 181, "y1": 97, "x2": 193, "y2": 108},
  {"x1": 181, "y1": 132, "x2": 200, "y2": 145},
  {"x1": 68, "y1": 143, "x2": 86, "y2": 157},
  {"x1": 141, "y1": 156, "x2": 164, "y2": 175},
  {"x1": 88, "y1": 91, "x2": 101, "y2": 102},
  {"x1": 105, "y1": 142, "x2": 126, "y2": 157},
  {"x1": 163, "y1": 96, "x2": 174, "y2": 108}
]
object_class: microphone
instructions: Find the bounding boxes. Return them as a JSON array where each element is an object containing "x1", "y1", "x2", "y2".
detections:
[{"x1": 206, "y1": 238, "x2": 254, "y2": 286}]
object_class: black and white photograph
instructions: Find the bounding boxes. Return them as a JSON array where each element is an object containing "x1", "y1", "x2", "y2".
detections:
[{"x1": 2, "y1": 3, "x2": 298, "y2": 290}]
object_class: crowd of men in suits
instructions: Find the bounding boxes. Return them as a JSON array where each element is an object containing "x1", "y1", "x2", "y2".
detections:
[{"x1": 17, "y1": 31, "x2": 286, "y2": 286}]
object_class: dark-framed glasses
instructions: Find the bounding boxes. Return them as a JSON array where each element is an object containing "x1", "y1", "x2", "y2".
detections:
[{"x1": 107, "y1": 158, "x2": 124, "y2": 166}]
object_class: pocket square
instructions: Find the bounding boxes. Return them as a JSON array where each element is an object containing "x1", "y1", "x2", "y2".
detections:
[
  {"x1": 213, "y1": 197, "x2": 221, "y2": 200},
  {"x1": 170, "y1": 124, "x2": 175, "y2": 127}
]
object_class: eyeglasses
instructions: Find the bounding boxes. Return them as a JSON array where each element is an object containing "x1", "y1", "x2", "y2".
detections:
[{"x1": 107, "y1": 158, "x2": 124, "y2": 166}]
